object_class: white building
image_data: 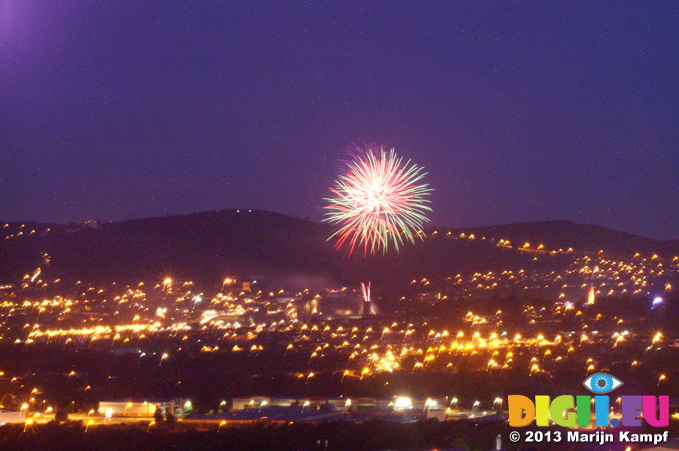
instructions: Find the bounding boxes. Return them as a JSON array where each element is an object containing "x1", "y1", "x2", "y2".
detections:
[
  {"x1": 98, "y1": 398, "x2": 189, "y2": 417},
  {"x1": 0, "y1": 409, "x2": 27, "y2": 423}
]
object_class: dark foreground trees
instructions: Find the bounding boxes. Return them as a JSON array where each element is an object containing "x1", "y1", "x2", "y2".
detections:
[{"x1": 3, "y1": 418, "x2": 672, "y2": 451}]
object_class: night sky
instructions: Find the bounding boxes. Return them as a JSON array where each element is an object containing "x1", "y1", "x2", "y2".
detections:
[{"x1": 1, "y1": 2, "x2": 678, "y2": 240}]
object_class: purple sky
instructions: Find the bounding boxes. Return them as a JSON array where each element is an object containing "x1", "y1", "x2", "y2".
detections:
[{"x1": 1, "y1": 2, "x2": 678, "y2": 239}]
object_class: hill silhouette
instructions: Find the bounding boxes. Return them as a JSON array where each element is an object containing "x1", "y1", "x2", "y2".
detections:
[
  {"x1": 1, "y1": 210, "x2": 677, "y2": 291},
  {"x1": 446, "y1": 220, "x2": 669, "y2": 255}
]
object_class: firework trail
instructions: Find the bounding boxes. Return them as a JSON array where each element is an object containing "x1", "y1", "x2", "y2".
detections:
[{"x1": 323, "y1": 144, "x2": 432, "y2": 256}]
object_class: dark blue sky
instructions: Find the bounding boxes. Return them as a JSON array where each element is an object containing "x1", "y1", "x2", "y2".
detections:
[{"x1": 1, "y1": 1, "x2": 678, "y2": 239}]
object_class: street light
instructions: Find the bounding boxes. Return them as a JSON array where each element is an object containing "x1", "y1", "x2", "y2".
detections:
[
  {"x1": 192, "y1": 295, "x2": 202, "y2": 309},
  {"x1": 450, "y1": 398, "x2": 458, "y2": 408}
]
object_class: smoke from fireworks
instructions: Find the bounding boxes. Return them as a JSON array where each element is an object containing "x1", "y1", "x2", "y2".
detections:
[{"x1": 323, "y1": 144, "x2": 433, "y2": 256}]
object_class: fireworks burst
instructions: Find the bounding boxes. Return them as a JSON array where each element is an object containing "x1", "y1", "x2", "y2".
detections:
[{"x1": 323, "y1": 144, "x2": 433, "y2": 256}]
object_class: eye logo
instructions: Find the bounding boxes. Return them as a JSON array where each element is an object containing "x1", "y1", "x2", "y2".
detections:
[
  {"x1": 583, "y1": 373, "x2": 623, "y2": 394},
  {"x1": 510, "y1": 372, "x2": 668, "y2": 428}
]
